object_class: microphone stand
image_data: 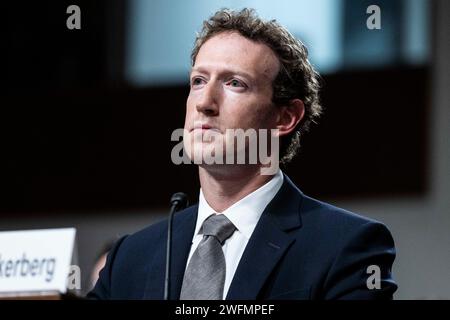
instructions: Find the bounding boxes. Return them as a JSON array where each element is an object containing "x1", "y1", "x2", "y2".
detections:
[{"x1": 164, "y1": 193, "x2": 188, "y2": 300}]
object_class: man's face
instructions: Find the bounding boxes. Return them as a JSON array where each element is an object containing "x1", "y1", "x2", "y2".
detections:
[{"x1": 184, "y1": 31, "x2": 281, "y2": 167}]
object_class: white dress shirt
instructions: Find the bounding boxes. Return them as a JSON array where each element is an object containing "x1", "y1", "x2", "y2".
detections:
[{"x1": 185, "y1": 169, "x2": 284, "y2": 299}]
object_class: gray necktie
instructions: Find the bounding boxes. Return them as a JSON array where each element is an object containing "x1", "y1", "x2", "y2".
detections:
[{"x1": 180, "y1": 214, "x2": 236, "y2": 300}]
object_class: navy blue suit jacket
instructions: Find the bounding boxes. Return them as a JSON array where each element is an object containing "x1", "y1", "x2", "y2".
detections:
[{"x1": 88, "y1": 175, "x2": 397, "y2": 300}]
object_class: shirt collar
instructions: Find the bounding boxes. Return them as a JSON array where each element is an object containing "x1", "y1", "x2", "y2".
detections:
[{"x1": 196, "y1": 170, "x2": 284, "y2": 240}]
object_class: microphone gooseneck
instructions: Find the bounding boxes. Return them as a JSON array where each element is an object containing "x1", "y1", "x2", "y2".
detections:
[{"x1": 164, "y1": 192, "x2": 188, "y2": 300}]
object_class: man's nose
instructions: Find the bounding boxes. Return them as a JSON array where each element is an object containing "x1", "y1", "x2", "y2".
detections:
[{"x1": 196, "y1": 82, "x2": 219, "y2": 116}]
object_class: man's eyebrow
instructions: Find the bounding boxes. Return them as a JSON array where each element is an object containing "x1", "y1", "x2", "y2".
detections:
[{"x1": 190, "y1": 66, "x2": 255, "y2": 81}]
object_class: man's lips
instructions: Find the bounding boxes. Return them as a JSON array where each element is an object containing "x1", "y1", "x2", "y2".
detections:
[{"x1": 190, "y1": 123, "x2": 220, "y2": 132}]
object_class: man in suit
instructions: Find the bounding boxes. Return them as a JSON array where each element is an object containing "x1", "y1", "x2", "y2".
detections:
[{"x1": 88, "y1": 8, "x2": 397, "y2": 300}]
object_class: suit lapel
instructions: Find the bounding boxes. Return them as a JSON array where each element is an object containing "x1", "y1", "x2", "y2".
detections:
[
  {"x1": 226, "y1": 175, "x2": 304, "y2": 300},
  {"x1": 143, "y1": 205, "x2": 197, "y2": 299},
  {"x1": 170, "y1": 208, "x2": 198, "y2": 299}
]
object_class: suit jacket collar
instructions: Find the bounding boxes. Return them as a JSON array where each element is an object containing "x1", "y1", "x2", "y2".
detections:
[
  {"x1": 225, "y1": 173, "x2": 303, "y2": 299},
  {"x1": 262, "y1": 173, "x2": 303, "y2": 232}
]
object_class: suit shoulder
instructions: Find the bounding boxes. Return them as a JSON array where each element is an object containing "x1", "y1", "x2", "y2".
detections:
[{"x1": 300, "y1": 194, "x2": 391, "y2": 234}]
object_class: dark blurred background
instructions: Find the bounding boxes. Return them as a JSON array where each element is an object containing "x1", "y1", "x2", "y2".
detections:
[{"x1": 2, "y1": 0, "x2": 449, "y2": 298}]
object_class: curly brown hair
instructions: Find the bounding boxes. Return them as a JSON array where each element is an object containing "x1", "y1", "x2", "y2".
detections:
[{"x1": 191, "y1": 8, "x2": 323, "y2": 164}]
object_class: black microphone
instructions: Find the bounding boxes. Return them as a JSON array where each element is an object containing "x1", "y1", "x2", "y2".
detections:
[{"x1": 164, "y1": 192, "x2": 189, "y2": 300}]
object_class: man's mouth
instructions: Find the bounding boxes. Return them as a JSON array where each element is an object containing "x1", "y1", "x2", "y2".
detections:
[{"x1": 190, "y1": 123, "x2": 220, "y2": 133}]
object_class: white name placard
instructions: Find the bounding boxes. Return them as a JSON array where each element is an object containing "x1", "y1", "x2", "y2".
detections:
[{"x1": 0, "y1": 228, "x2": 76, "y2": 294}]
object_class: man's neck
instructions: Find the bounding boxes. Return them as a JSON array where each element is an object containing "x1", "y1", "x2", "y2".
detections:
[{"x1": 199, "y1": 166, "x2": 275, "y2": 213}]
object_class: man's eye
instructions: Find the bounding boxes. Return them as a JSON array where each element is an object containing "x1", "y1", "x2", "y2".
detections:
[
  {"x1": 191, "y1": 78, "x2": 204, "y2": 86},
  {"x1": 228, "y1": 79, "x2": 246, "y2": 88}
]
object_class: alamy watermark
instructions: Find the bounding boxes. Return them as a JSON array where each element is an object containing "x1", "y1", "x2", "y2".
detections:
[
  {"x1": 171, "y1": 124, "x2": 280, "y2": 175},
  {"x1": 366, "y1": 264, "x2": 381, "y2": 290},
  {"x1": 66, "y1": 5, "x2": 81, "y2": 30},
  {"x1": 366, "y1": 5, "x2": 381, "y2": 30},
  {"x1": 67, "y1": 264, "x2": 81, "y2": 290}
]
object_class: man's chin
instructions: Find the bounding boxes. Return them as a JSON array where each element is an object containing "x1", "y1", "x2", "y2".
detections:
[
  {"x1": 197, "y1": 163, "x2": 268, "y2": 180},
  {"x1": 186, "y1": 151, "x2": 225, "y2": 165}
]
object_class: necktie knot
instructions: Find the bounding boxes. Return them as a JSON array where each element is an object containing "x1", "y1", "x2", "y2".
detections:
[{"x1": 201, "y1": 214, "x2": 236, "y2": 244}]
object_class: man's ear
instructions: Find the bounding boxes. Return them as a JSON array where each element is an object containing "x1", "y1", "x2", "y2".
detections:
[{"x1": 276, "y1": 99, "x2": 305, "y2": 137}]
